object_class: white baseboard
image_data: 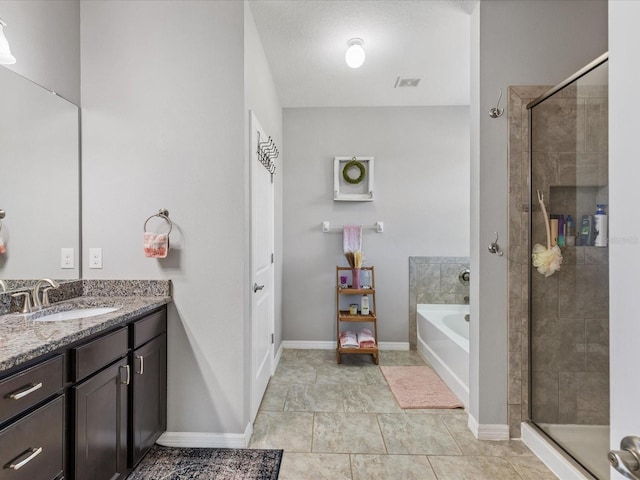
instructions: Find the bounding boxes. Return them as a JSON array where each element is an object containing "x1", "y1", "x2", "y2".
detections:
[
  {"x1": 281, "y1": 340, "x2": 335, "y2": 349},
  {"x1": 521, "y1": 423, "x2": 593, "y2": 480},
  {"x1": 467, "y1": 414, "x2": 510, "y2": 441},
  {"x1": 379, "y1": 341, "x2": 410, "y2": 351},
  {"x1": 157, "y1": 422, "x2": 253, "y2": 449},
  {"x1": 274, "y1": 342, "x2": 283, "y2": 371},
  {"x1": 281, "y1": 340, "x2": 410, "y2": 351}
]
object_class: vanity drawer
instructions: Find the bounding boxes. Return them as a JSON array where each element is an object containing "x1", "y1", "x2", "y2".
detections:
[
  {"x1": 133, "y1": 309, "x2": 167, "y2": 348},
  {"x1": 0, "y1": 395, "x2": 64, "y2": 480},
  {"x1": 0, "y1": 355, "x2": 64, "y2": 425},
  {"x1": 73, "y1": 327, "x2": 128, "y2": 382}
]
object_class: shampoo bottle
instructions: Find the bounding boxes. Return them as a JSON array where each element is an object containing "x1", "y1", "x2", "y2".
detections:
[
  {"x1": 550, "y1": 217, "x2": 559, "y2": 246},
  {"x1": 557, "y1": 214, "x2": 565, "y2": 247},
  {"x1": 565, "y1": 214, "x2": 575, "y2": 246},
  {"x1": 579, "y1": 215, "x2": 596, "y2": 246},
  {"x1": 595, "y1": 204, "x2": 608, "y2": 247}
]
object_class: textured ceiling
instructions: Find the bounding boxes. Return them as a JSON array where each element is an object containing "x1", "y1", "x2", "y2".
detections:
[{"x1": 249, "y1": 0, "x2": 474, "y2": 107}]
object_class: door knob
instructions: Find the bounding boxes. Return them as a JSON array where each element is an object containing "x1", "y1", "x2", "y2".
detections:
[
  {"x1": 253, "y1": 283, "x2": 264, "y2": 293},
  {"x1": 609, "y1": 436, "x2": 640, "y2": 479}
]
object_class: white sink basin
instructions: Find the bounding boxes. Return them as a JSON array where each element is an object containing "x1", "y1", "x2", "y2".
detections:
[{"x1": 33, "y1": 307, "x2": 120, "y2": 322}]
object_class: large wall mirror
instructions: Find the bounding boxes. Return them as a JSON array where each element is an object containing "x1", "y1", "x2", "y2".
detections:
[{"x1": 0, "y1": 66, "x2": 80, "y2": 291}]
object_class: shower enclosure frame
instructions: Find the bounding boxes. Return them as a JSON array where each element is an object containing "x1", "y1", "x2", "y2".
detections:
[{"x1": 525, "y1": 52, "x2": 609, "y2": 480}]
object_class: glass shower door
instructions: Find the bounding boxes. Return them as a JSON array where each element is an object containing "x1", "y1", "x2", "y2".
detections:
[{"x1": 529, "y1": 60, "x2": 609, "y2": 479}]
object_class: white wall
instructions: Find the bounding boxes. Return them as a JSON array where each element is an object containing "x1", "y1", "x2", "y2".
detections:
[
  {"x1": 0, "y1": 0, "x2": 80, "y2": 104},
  {"x1": 609, "y1": 0, "x2": 640, "y2": 460},
  {"x1": 469, "y1": 0, "x2": 607, "y2": 430},
  {"x1": 81, "y1": 0, "x2": 248, "y2": 436},
  {"x1": 283, "y1": 106, "x2": 469, "y2": 343}
]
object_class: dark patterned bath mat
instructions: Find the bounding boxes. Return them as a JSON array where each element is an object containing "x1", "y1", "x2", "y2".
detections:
[{"x1": 127, "y1": 445, "x2": 283, "y2": 480}]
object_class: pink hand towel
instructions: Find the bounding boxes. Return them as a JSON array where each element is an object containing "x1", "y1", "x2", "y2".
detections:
[
  {"x1": 339, "y1": 330, "x2": 359, "y2": 348},
  {"x1": 144, "y1": 232, "x2": 169, "y2": 258},
  {"x1": 343, "y1": 225, "x2": 362, "y2": 253},
  {"x1": 0, "y1": 232, "x2": 6, "y2": 255},
  {"x1": 357, "y1": 328, "x2": 376, "y2": 348}
]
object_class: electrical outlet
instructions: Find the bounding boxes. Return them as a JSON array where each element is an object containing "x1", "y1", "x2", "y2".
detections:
[
  {"x1": 89, "y1": 248, "x2": 103, "y2": 269},
  {"x1": 61, "y1": 248, "x2": 74, "y2": 269}
]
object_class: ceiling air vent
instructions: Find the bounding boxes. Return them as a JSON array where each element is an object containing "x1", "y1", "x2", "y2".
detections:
[{"x1": 394, "y1": 76, "x2": 422, "y2": 88}]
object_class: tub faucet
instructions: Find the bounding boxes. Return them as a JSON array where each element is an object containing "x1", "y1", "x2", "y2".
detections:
[
  {"x1": 458, "y1": 269, "x2": 470, "y2": 286},
  {"x1": 32, "y1": 278, "x2": 59, "y2": 309}
]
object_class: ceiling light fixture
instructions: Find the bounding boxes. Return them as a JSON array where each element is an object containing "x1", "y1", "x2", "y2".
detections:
[
  {"x1": 0, "y1": 17, "x2": 16, "y2": 65},
  {"x1": 345, "y1": 38, "x2": 365, "y2": 69}
]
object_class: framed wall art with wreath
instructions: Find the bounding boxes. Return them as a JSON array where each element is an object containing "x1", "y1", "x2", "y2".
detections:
[{"x1": 333, "y1": 156, "x2": 374, "y2": 201}]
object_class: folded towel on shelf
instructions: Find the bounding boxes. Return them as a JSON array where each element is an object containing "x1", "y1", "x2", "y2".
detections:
[
  {"x1": 144, "y1": 232, "x2": 169, "y2": 258},
  {"x1": 339, "y1": 330, "x2": 359, "y2": 348},
  {"x1": 343, "y1": 225, "x2": 362, "y2": 253},
  {"x1": 358, "y1": 328, "x2": 376, "y2": 349}
]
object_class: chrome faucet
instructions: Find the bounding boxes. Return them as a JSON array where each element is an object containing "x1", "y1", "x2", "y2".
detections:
[{"x1": 32, "y1": 278, "x2": 60, "y2": 309}]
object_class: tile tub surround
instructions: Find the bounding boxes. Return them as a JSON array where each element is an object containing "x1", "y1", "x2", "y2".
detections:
[
  {"x1": 0, "y1": 290, "x2": 171, "y2": 372},
  {"x1": 253, "y1": 349, "x2": 558, "y2": 480},
  {"x1": 408, "y1": 257, "x2": 469, "y2": 349}
]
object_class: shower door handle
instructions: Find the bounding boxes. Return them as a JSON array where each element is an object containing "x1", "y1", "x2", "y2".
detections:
[{"x1": 609, "y1": 436, "x2": 640, "y2": 479}]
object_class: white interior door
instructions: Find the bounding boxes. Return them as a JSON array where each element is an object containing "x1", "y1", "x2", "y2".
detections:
[
  {"x1": 609, "y1": 4, "x2": 640, "y2": 478},
  {"x1": 250, "y1": 111, "x2": 275, "y2": 421}
]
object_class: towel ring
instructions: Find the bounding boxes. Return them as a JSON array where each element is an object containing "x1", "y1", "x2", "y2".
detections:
[{"x1": 143, "y1": 209, "x2": 173, "y2": 234}]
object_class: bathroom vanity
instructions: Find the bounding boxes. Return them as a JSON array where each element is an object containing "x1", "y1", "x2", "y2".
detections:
[{"x1": 0, "y1": 294, "x2": 169, "y2": 480}]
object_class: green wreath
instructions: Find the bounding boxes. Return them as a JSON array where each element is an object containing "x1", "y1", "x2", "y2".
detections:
[{"x1": 342, "y1": 158, "x2": 366, "y2": 184}]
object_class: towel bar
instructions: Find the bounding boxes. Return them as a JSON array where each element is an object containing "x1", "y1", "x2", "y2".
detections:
[{"x1": 322, "y1": 221, "x2": 383, "y2": 233}]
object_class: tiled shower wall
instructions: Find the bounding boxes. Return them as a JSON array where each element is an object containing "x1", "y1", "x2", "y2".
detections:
[
  {"x1": 408, "y1": 256, "x2": 469, "y2": 349},
  {"x1": 507, "y1": 83, "x2": 609, "y2": 438}
]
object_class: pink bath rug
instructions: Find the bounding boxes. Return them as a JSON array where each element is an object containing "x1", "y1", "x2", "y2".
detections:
[{"x1": 380, "y1": 366, "x2": 464, "y2": 409}]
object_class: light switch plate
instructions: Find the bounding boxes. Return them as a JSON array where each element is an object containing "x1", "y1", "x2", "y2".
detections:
[
  {"x1": 61, "y1": 248, "x2": 74, "y2": 269},
  {"x1": 89, "y1": 248, "x2": 103, "y2": 269}
]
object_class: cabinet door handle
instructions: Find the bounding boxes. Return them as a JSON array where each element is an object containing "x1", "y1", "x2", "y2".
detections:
[
  {"x1": 5, "y1": 446, "x2": 43, "y2": 470},
  {"x1": 120, "y1": 365, "x2": 130, "y2": 385},
  {"x1": 7, "y1": 382, "x2": 43, "y2": 400},
  {"x1": 135, "y1": 355, "x2": 144, "y2": 375}
]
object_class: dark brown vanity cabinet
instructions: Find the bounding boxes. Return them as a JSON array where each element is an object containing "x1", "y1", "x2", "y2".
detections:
[
  {"x1": 0, "y1": 306, "x2": 167, "y2": 480},
  {"x1": 73, "y1": 357, "x2": 129, "y2": 480},
  {"x1": 0, "y1": 355, "x2": 65, "y2": 480},
  {"x1": 72, "y1": 327, "x2": 129, "y2": 480},
  {"x1": 70, "y1": 308, "x2": 167, "y2": 479},
  {"x1": 129, "y1": 309, "x2": 167, "y2": 467}
]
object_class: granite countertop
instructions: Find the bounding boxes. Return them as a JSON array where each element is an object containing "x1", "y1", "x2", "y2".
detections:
[{"x1": 0, "y1": 295, "x2": 171, "y2": 373}]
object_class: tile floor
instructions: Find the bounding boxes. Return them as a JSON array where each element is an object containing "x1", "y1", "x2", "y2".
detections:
[{"x1": 249, "y1": 349, "x2": 558, "y2": 480}]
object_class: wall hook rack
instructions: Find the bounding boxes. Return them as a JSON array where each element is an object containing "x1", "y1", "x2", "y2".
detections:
[{"x1": 489, "y1": 89, "x2": 504, "y2": 118}]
